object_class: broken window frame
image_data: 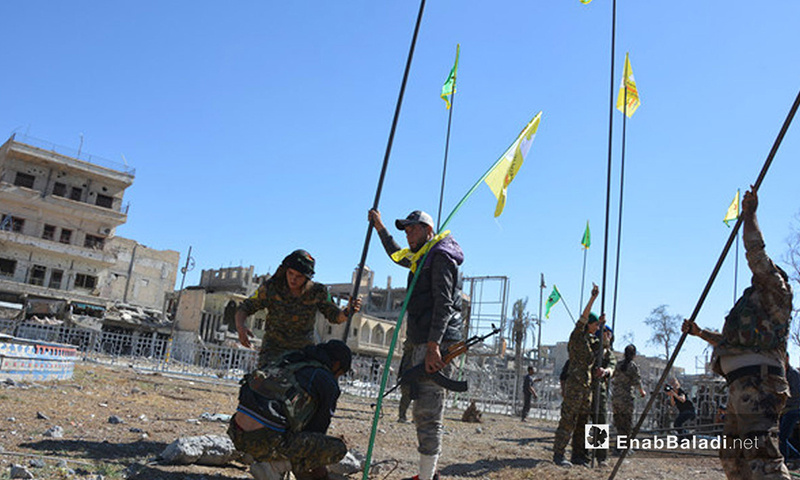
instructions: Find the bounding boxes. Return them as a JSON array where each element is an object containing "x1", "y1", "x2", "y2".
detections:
[
  {"x1": 28, "y1": 265, "x2": 46, "y2": 286},
  {"x1": 13, "y1": 172, "x2": 36, "y2": 189},
  {"x1": 74, "y1": 273, "x2": 97, "y2": 290}
]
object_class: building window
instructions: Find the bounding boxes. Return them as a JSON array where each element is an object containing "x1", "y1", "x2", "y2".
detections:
[
  {"x1": 29, "y1": 265, "x2": 46, "y2": 286},
  {"x1": 69, "y1": 187, "x2": 82, "y2": 201},
  {"x1": 49, "y1": 269, "x2": 64, "y2": 289},
  {"x1": 52, "y1": 182, "x2": 67, "y2": 197},
  {"x1": 42, "y1": 224, "x2": 56, "y2": 241},
  {"x1": 95, "y1": 194, "x2": 114, "y2": 209},
  {"x1": 14, "y1": 172, "x2": 35, "y2": 189},
  {"x1": 74, "y1": 273, "x2": 97, "y2": 289},
  {"x1": 84, "y1": 234, "x2": 105, "y2": 249},
  {"x1": 1, "y1": 215, "x2": 24, "y2": 233},
  {"x1": 0, "y1": 258, "x2": 16, "y2": 277},
  {"x1": 59, "y1": 229, "x2": 72, "y2": 244}
]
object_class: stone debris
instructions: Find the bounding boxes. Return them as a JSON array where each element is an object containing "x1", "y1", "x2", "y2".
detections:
[
  {"x1": 329, "y1": 450, "x2": 365, "y2": 475},
  {"x1": 159, "y1": 435, "x2": 239, "y2": 466},
  {"x1": 43, "y1": 426, "x2": 64, "y2": 438},
  {"x1": 108, "y1": 416, "x2": 124, "y2": 424},
  {"x1": 10, "y1": 464, "x2": 34, "y2": 479},
  {"x1": 199, "y1": 413, "x2": 231, "y2": 423},
  {"x1": 28, "y1": 459, "x2": 46, "y2": 469},
  {"x1": 35, "y1": 412, "x2": 49, "y2": 420},
  {"x1": 461, "y1": 401, "x2": 483, "y2": 423}
]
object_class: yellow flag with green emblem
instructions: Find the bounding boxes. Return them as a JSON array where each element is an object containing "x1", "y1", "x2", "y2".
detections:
[
  {"x1": 723, "y1": 190, "x2": 740, "y2": 227},
  {"x1": 616, "y1": 52, "x2": 640, "y2": 117},
  {"x1": 484, "y1": 112, "x2": 542, "y2": 217}
]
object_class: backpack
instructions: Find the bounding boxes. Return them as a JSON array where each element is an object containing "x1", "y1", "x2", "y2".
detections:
[{"x1": 238, "y1": 351, "x2": 325, "y2": 433}]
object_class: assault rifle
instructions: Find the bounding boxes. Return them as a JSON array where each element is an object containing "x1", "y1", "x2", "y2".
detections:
[{"x1": 383, "y1": 324, "x2": 502, "y2": 397}]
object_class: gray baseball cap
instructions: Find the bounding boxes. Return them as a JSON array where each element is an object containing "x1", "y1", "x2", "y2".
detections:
[{"x1": 395, "y1": 210, "x2": 435, "y2": 231}]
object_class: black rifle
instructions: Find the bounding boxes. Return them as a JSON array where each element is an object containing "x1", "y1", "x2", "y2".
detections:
[{"x1": 382, "y1": 324, "x2": 501, "y2": 397}]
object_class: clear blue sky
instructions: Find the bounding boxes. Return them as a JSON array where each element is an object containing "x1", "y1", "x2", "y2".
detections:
[{"x1": 2, "y1": 2, "x2": 799, "y2": 373}]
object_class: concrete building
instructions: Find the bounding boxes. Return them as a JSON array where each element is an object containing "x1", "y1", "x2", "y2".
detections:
[{"x1": 0, "y1": 134, "x2": 179, "y2": 315}]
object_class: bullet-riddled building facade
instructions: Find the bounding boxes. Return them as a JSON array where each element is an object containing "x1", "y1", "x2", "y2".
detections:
[{"x1": 0, "y1": 134, "x2": 178, "y2": 315}]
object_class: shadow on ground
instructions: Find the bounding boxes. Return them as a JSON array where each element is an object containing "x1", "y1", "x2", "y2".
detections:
[
  {"x1": 20, "y1": 438, "x2": 169, "y2": 461},
  {"x1": 440, "y1": 457, "x2": 545, "y2": 476}
]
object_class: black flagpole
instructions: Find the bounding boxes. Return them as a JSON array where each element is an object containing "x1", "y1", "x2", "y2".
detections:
[
  {"x1": 437, "y1": 44, "x2": 459, "y2": 231},
  {"x1": 593, "y1": 0, "x2": 617, "y2": 467},
  {"x1": 611, "y1": 62, "x2": 629, "y2": 335},
  {"x1": 343, "y1": 0, "x2": 427, "y2": 342},
  {"x1": 607, "y1": 86, "x2": 800, "y2": 480}
]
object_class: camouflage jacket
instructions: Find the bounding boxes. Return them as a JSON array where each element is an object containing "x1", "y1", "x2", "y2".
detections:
[
  {"x1": 612, "y1": 360, "x2": 643, "y2": 404},
  {"x1": 239, "y1": 278, "x2": 343, "y2": 362},
  {"x1": 591, "y1": 339, "x2": 616, "y2": 389},
  {"x1": 713, "y1": 224, "x2": 794, "y2": 370},
  {"x1": 566, "y1": 319, "x2": 596, "y2": 389}
]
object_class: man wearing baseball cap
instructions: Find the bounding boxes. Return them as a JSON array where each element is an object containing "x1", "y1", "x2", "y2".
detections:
[{"x1": 368, "y1": 208, "x2": 464, "y2": 480}]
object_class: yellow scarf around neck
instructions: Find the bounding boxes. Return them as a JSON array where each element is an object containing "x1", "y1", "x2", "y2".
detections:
[{"x1": 390, "y1": 230, "x2": 450, "y2": 273}]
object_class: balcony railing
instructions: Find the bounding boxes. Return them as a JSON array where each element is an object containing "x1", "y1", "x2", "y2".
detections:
[{"x1": 8, "y1": 133, "x2": 136, "y2": 176}]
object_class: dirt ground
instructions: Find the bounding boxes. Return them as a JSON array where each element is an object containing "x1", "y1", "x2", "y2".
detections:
[{"x1": 0, "y1": 362, "x2": 727, "y2": 480}]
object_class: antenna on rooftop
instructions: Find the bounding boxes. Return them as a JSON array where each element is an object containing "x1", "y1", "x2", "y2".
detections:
[
  {"x1": 77, "y1": 133, "x2": 84, "y2": 158},
  {"x1": 121, "y1": 154, "x2": 129, "y2": 167}
]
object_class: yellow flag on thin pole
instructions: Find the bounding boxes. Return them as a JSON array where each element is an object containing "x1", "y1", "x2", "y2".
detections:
[
  {"x1": 723, "y1": 189, "x2": 740, "y2": 227},
  {"x1": 616, "y1": 52, "x2": 640, "y2": 117},
  {"x1": 484, "y1": 112, "x2": 542, "y2": 217}
]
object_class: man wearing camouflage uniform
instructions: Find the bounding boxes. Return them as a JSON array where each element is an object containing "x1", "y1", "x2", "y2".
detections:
[
  {"x1": 236, "y1": 249, "x2": 360, "y2": 365},
  {"x1": 572, "y1": 324, "x2": 616, "y2": 465},
  {"x1": 553, "y1": 284, "x2": 601, "y2": 467},
  {"x1": 369, "y1": 208, "x2": 464, "y2": 480},
  {"x1": 228, "y1": 340, "x2": 351, "y2": 480},
  {"x1": 683, "y1": 188, "x2": 793, "y2": 480}
]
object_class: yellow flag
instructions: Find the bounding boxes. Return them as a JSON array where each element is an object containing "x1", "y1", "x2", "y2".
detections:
[
  {"x1": 484, "y1": 112, "x2": 542, "y2": 217},
  {"x1": 616, "y1": 52, "x2": 640, "y2": 117},
  {"x1": 723, "y1": 190, "x2": 740, "y2": 227},
  {"x1": 580, "y1": 0, "x2": 592, "y2": 3}
]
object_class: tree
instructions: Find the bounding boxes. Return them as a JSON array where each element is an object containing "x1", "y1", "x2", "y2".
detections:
[
  {"x1": 644, "y1": 304, "x2": 681, "y2": 360},
  {"x1": 785, "y1": 211, "x2": 800, "y2": 346},
  {"x1": 511, "y1": 298, "x2": 532, "y2": 402}
]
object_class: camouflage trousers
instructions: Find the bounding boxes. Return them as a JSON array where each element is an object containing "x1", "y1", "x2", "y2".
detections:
[
  {"x1": 572, "y1": 384, "x2": 609, "y2": 461},
  {"x1": 612, "y1": 394, "x2": 635, "y2": 439},
  {"x1": 721, "y1": 373, "x2": 790, "y2": 480},
  {"x1": 553, "y1": 381, "x2": 592, "y2": 458},
  {"x1": 227, "y1": 421, "x2": 347, "y2": 473},
  {"x1": 408, "y1": 342, "x2": 453, "y2": 456}
]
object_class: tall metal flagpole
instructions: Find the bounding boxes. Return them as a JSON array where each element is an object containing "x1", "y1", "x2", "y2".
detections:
[
  {"x1": 611, "y1": 69, "x2": 629, "y2": 334},
  {"x1": 608, "y1": 86, "x2": 800, "y2": 480},
  {"x1": 437, "y1": 44, "x2": 459, "y2": 230},
  {"x1": 538, "y1": 273, "x2": 544, "y2": 369},
  {"x1": 579, "y1": 242, "x2": 588, "y2": 312},
  {"x1": 343, "y1": 0, "x2": 427, "y2": 342},
  {"x1": 593, "y1": 0, "x2": 617, "y2": 467}
]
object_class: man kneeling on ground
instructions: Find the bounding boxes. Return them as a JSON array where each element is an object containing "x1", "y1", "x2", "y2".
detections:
[{"x1": 228, "y1": 340, "x2": 351, "y2": 480}]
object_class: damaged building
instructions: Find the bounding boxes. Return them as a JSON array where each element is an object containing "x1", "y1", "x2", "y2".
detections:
[{"x1": 0, "y1": 134, "x2": 180, "y2": 333}]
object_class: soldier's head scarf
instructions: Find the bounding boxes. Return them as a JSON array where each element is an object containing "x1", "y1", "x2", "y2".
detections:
[{"x1": 281, "y1": 249, "x2": 315, "y2": 279}]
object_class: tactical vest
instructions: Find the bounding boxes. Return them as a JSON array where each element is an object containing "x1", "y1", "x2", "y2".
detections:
[
  {"x1": 237, "y1": 353, "x2": 324, "y2": 433},
  {"x1": 713, "y1": 286, "x2": 788, "y2": 374}
]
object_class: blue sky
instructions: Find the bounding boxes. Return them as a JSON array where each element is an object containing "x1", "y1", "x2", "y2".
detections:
[{"x1": 2, "y1": 2, "x2": 800, "y2": 373}]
